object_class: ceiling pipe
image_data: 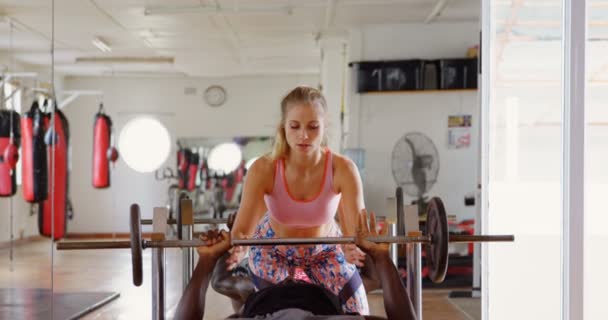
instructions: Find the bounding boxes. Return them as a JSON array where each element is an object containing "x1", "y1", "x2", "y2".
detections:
[
  {"x1": 143, "y1": 0, "x2": 426, "y2": 16},
  {"x1": 75, "y1": 56, "x2": 174, "y2": 64},
  {"x1": 324, "y1": 0, "x2": 337, "y2": 30},
  {"x1": 424, "y1": 0, "x2": 450, "y2": 24}
]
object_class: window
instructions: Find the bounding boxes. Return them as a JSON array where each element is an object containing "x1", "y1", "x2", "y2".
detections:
[
  {"x1": 484, "y1": 1, "x2": 564, "y2": 318},
  {"x1": 118, "y1": 117, "x2": 171, "y2": 173},
  {"x1": 208, "y1": 142, "x2": 242, "y2": 174}
]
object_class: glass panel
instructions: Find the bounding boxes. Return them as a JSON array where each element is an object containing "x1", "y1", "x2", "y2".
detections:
[
  {"x1": 0, "y1": 2, "x2": 54, "y2": 319},
  {"x1": 487, "y1": 0, "x2": 563, "y2": 319},
  {"x1": 586, "y1": 1, "x2": 608, "y2": 319},
  {"x1": 37, "y1": 0, "x2": 485, "y2": 319}
]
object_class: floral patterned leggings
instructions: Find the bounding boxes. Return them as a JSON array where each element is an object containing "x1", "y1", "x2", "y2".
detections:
[{"x1": 247, "y1": 214, "x2": 369, "y2": 315}]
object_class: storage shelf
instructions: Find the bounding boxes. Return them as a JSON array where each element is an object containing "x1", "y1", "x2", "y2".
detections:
[{"x1": 361, "y1": 89, "x2": 477, "y2": 94}]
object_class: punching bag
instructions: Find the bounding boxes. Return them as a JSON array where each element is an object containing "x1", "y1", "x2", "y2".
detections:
[
  {"x1": 177, "y1": 148, "x2": 191, "y2": 189},
  {"x1": 187, "y1": 152, "x2": 199, "y2": 192},
  {"x1": 224, "y1": 161, "x2": 245, "y2": 203},
  {"x1": 21, "y1": 101, "x2": 48, "y2": 202},
  {"x1": 92, "y1": 104, "x2": 118, "y2": 188},
  {"x1": 199, "y1": 158, "x2": 210, "y2": 190},
  {"x1": 0, "y1": 109, "x2": 21, "y2": 197},
  {"x1": 39, "y1": 106, "x2": 71, "y2": 240}
]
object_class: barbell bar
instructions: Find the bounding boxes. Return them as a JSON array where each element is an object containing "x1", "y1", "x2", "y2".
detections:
[
  {"x1": 61, "y1": 234, "x2": 514, "y2": 248},
  {"x1": 56, "y1": 198, "x2": 514, "y2": 287},
  {"x1": 140, "y1": 218, "x2": 228, "y2": 225},
  {"x1": 56, "y1": 235, "x2": 513, "y2": 250},
  {"x1": 231, "y1": 234, "x2": 513, "y2": 246}
]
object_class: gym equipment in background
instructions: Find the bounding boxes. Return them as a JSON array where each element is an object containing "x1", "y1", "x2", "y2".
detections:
[
  {"x1": 39, "y1": 104, "x2": 72, "y2": 240},
  {"x1": 21, "y1": 101, "x2": 48, "y2": 202},
  {"x1": 391, "y1": 132, "x2": 440, "y2": 215},
  {"x1": 92, "y1": 103, "x2": 118, "y2": 188},
  {"x1": 0, "y1": 109, "x2": 21, "y2": 197}
]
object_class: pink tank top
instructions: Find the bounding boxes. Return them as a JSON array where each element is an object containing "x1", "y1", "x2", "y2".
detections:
[{"x1": 264, "y1": 150, "x2": 342, "y2": 228}]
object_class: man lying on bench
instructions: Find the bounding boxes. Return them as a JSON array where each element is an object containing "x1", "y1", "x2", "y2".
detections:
[{"x1": 174, "y1": 210, "x2": 416, "y2": 320}]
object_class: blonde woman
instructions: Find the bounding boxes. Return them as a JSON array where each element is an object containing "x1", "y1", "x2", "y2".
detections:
[{"x1": 230, "y1": 86, "x2": 369, "y2": 314}]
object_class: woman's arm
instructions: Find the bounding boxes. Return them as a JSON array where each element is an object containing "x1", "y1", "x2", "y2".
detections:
[
  {"x1": 230, "y1": 157, "x2": 272, "y2": 239},
  {"x1": 336, "y1": 156, "x2": 365, "y2": 236}
]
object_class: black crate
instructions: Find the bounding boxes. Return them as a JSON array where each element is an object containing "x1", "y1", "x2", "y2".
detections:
[
  {"x1": 422, "y1": 60, "x2": 441, "y2": 90},
  {"x1": 354, "y1": 61, "x2": 384, "y2": 93},
  {"x1": 439, "y1": 58, "x2": 478, "y2": 89},
  {"x1": 382, "y1": 60, "x2": 423, "y2": 91},
  {"x1": 353, "y1": 60, "x2": 423, "y2": 92}
]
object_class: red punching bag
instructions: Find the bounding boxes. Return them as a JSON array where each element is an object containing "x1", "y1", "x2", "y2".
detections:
[
  {"x1": 177, "y1": 147, "x2": 190, "y2": 189},
  {"x1": 39, "y1": 105, "x2": 71, "y2": 240},
  {"x1": 199, "y1": 158, "x2": 210, "y2": 190},
  {"x1": 187, "y1": 152, "x2": 199, "y2": 191},
  {"x1": 0, "y1": 109, "x2": 21, "y2": 197},
  {"x1": 21, "y1": 101, "x2": 48, "y2": 202},
  {"x1": 92, "y1": 104, "x2": 118, "y2": 188}
]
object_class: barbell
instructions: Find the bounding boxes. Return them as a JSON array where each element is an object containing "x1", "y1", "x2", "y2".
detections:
[
  {"x1": 140, "y1": 218, "x2": 228, "y2": 225},
  {"x1": 56, "y1": 197, "x2": 513, "y2": 287}
]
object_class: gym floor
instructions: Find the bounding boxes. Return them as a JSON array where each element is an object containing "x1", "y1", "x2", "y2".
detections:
[{"x1": 0, "y1": 237, "x2": 478, "y2": 320}]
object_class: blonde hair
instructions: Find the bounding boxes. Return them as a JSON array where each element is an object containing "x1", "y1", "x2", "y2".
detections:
[{"x1": 270, "y1": 86, "x2": 329, "y2": 160}]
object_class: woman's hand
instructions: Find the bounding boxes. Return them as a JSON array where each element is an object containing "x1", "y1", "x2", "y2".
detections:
[{"x1": 355, "y1": 209, "x2": 390, "y2": 261}]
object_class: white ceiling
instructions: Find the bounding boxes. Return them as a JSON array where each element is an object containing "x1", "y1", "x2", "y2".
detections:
[{"x1": 0, "y1": 0, "x2": 480, "y2": 77}]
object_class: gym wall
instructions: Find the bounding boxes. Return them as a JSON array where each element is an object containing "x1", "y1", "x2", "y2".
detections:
[
  {"x1": 346, "y1": 22, "x2": 480, "y2": 221},
  {"x1": 62, "y1": 74, "x2": 317, "y2": 233}
]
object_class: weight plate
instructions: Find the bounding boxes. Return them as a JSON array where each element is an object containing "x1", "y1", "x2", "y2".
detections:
[
  {"x1": 130, "y1": 204, "x2": 143, "y2": 286},
  {"x1": 425, "y1": 197, "x2": 448, "y2": 283}
]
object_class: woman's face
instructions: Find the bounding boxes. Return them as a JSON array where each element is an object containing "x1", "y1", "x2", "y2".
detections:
[{"x1": 284, "y1": 101, "x2": 326, "y2": 155}]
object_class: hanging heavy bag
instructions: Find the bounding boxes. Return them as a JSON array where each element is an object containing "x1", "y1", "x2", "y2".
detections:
[
  {"x1": 92, "y1": 104, "x2": 118, "y2": 188},
  {"x1": 21, "y1": 101, "x2": 49, "y2": 202},
  {"x1": 223, "y1": 161, "x2": 245, "y2": 203},
  {"x1": 39, "y1": 106, "x2": 71, "y2": 240},
  {"x1": 187, "y1": 152, "x2": 199, "y2": 192},
  {"x1": 199, "y1": 158, "x2": 210, "y2": 190},
  {"x1": 0, "y1": 109, "x2": 21, "y2": 197},
  {"x1": 177, "y1": 147, "x2": 191, "y2": 189}
]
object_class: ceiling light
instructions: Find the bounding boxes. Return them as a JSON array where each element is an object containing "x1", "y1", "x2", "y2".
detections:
[
  {"x1": 75, "y1": 56, "x2": 174, "y2": 64},
  {"x1": 92, "y1": 37, "x2": 112, "y2": 53}
]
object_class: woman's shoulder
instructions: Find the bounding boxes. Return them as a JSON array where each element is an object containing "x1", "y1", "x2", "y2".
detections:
[
  {"x1": 330, "y1": 152, "x2": 358, "y2": 174},
  {"x1": 248, "y1": 154, "x2": 276, "y2": 178}
]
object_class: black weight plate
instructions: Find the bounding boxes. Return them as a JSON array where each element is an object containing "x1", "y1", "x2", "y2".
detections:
[
  {"x1": 425, "y1": 197, "x2": 448, "y2": 283},
  {"x1": 130, "y1": 204, "x2": 143, "y2": 286}
]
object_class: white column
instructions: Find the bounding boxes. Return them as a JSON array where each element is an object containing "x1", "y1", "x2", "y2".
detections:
[
  {"x1": 563, "y1": 0, "x2": 586, "y2": 319},
  {"x1": 346, "y1": 29, "x2": 363, "y2": 149},
  {"x1": 505, "y1": 97, "x2": 519, "y2": 183},
  {"x1": 320, "y1": 38, "x2": 347, "y2": 152},
  {"x1": 480, "y1": 0, "x2": 493, "y2": 318}
]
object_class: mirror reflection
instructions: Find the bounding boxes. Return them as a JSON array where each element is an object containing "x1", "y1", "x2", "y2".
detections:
[{"x1": 1, "y1": 1, "x2": 484, "y2": 319}]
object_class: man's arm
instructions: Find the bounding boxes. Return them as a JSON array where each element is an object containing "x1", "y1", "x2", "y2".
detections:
[
  {"x1": 355, "y1": 210, "x2": 417, "y2": 320},
  {"x1": 174, "y1": 258, "x2": 216, "y2": 320},
  {"x1": 174, "y1": 229, "x2": 232, "y2": 320},
  {"x1": 372, "y1": 255, "x2": 415, "y2": 320}
]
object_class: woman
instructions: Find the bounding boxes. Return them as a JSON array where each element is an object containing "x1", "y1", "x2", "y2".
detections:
[{"x1": 230, "y1": 85, "x2": 369, "y2": 314}]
